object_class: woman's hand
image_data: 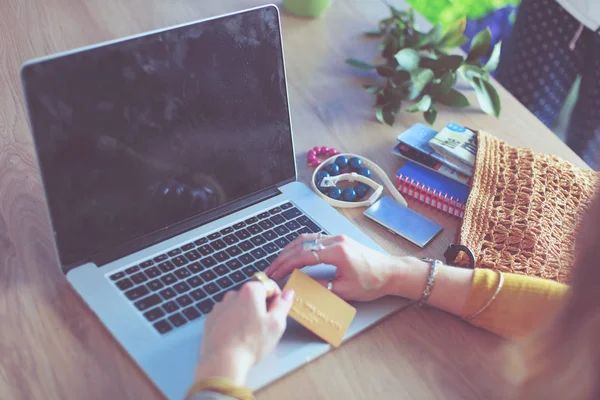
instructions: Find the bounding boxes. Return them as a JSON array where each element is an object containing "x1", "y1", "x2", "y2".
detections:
[
  {"x1": 194, "y1": 282, "x2": 295, "y2": 385},
  {"x1": 265, "y1": 233, "x2": 406, "y2": 301}
]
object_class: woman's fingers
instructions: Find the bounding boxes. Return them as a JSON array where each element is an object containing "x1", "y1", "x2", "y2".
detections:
[
  {"x1": 238, "y1": 281, "x2": 268, "y2": 314},
  {"x1": 266, "y1": 234, "x2": 341, "y2": 277},
  {"x1": 268, "y1": 242, "x2": 346, "y2": 280},
  {"x1": 267, "y1": 289, "x2": 295, "y2": 333}
]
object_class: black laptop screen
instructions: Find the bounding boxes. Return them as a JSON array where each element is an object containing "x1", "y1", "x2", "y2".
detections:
[{"x1": 21, "y1": 7, "x2": 295, "y2": 268}]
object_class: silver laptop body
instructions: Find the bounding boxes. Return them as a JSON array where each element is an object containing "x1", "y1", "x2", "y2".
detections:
[{"x1": 21, "y1": 5, "x2": 405, "y2": 399}]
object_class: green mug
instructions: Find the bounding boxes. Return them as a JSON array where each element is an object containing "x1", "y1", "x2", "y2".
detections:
[{"x1": 283, "y1": 0, "x2": 332, "y2": 18}]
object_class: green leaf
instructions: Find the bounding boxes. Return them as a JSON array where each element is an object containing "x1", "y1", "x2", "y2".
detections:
[
  {"x1": 439, "y1": 17, "x2": 468, "y2": 48},
  {"x1": 394, "y1": 48, "x2": 420, "y2": 71},
  {"x1": 467, "y1": 28, "x2": 492, "y2": 62},
  {"x1": 346, "y1": 58, "x2": 376, "y2": 70},
  {"x1": 408, "y1": 68, "x2": 435, "y2": 100},
  {"x1": 375, "y1": 103, "x2": 399, "y2": 126},
  {"x1": 484, "y1": 41, "x2": 502, "y2": 72},
  {"x1": 472, "y1": 77, "x2": 501, "y2": 117},
  {"x1": 437, "y1": 55, "x2": 464, "y2": 71},
  {"x1": 424, "y1": 104, "x2": 438, "y2": 125},
  {"x1": 376, "y1": 65, "x2": 395, "y2": 77},
  {"x1": 364, "y1": 29, "x2": 383, "y2": 37},
  {"x1": 438, "y1": 72, "x2": 456, "y2": 94},
  {"x1": 416, "y1": 24, "x2": 443, "y2": 47},
  {"x1": 437, "y1": 89, "x2": 470, "y2": 108},
  {"x1": 362, "y1": 84, "x2": 380, "y2": 94},
  {"x1": 392, "y1": 70, "x2": 411, "y2": 86},
  {"x1": 459, "y1": 64, "x2": 486, "y2": 82},
  {"x1": 407, "y1": 94, "x2": 432, "y2": 112}
]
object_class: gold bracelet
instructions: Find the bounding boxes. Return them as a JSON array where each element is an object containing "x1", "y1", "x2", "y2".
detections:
[
  {"x1": 418, "y1": 258, "x2": 441, "y2": 306},
  {"x1": 185, "y1": 377, "x2": 254, "y2": 400},
  {"x1": 464, "y1": 270, "x2": 504, "y2": 321}
]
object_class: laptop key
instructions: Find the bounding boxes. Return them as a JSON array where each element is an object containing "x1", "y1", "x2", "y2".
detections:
[
  {"x1": 250, "y1": 248, "x2": 267, "y2": 259},
  {"x1": 220, "y1": 227, "x2": 234, "y2": 235},
  {"x1": 297, "y1": 216, "x2": 310, "y2": 225},
  {"x1": 197, "y1": 245, "x2": 214, "y2": 255},
  {"x1": 172, "y1": 255, "x2": 189, "y2": 267},
  {"x1": 144, "y1": 307, "x2": 165, "y2": 322},
  {"x1": 226, "y1": 258, "x2": 243, "y2": 270},
  {"x1": 174, "y1": 268, "x2": 191, "y2": 280},
  {"x1": 200, "y1": 256, "x2": 217, "y2": 268},
  {"x1": 282, "y1": 207, "x2": 302, "y2": 220},
  {"x1": 176, "y1": 295, "x2": 193, "y2": 307},
  {"x1": 244, "y1": 216, "x2": 258, "y2": 224},
  {"x1": 250, "y1": 235, "x2": 266, "y2": 246},
  {"x1": 185, "y1": 250, "x2": 201, "y2": 261},
  {"x1": 262, "y1": 230, "x2": 277, "y2": 241},
  {"x1": 297, "y1": 227, "x2": 311, "y2": 235},
  {"x1": 194, "y1": 238, "x2": 208, "y2": 247},
  {"x1": 174, "y1": 282, "x2": 191, "y2": 294},
  {"x1": 223, "y1": 234, "x2": 239, "y2": 245},
  {"x1": 263, "y1": 243, "x2": 279, "y2": 254},
  {"x1": 213, "y1": 292, "x2": 225, "y2": 302},
  {"x1": 161, "y1": 273, "x2": 177, "y2": 286},
  {"x1": 231, "y1": 282, "x2": 246, "y2": 291},
  {"x1": 266, "y1": 254, "x2": 278, "y2": 264},
  {"x1": 214, "y1": 251, "x2": 229, "y2": 263},
  {"x1": 257, "y1": 212, "x2": 270, "y2": 219},
  {"x1": 183, "y1": 306, "x2": 201, "y2": 321},
  {"x1": 225, "y1": 245, "x2": 242, "y2": 257},
  {"x1": 285, "y1": 220, "x2": 301, "y2": 230},
  {"x1": 274, "y1": 237, "x2": 290, "y2": 249},
  {"x1": 125, "y1": 285, "x2": 149, "y2": 300},
  {"x1": 110, "y1": 271, "x2": 125, "y2": 281},
  {"x1": 239, "y1": 254, "x2": 255, "y2": 265},
  {"x1": 211, "y1": 239, "x2": 226, "y2": 251},
  {"x1": 190, "y1": 288, "x2": 207, "y2": 301},
  {"x1": 274, "y1": 225, "x2": 290, "y2": 236},
  {"x1": 147, "y1": 279, "x2": 164, "y2": 291},
  {"x1": 269, "y1": 206, "x2": 282, "y2": 214},
  {"x1": 238, "y1": 240, "x2": 254, "y2": 251},
  {"x1": 163, "y1": 301, "x2": 179, "y2": 313},
  {"x1": 131, "y1": 272, "x2": 148, "y2": 285},
  {"x1": 259, "y1": 220, "x2": 274, "y2": 230},
  {"x1": 145, "y1": 266, "x2": 160, "y2": 278},
  {"x1": 135, "y1": 294, "x2": 161, "y2": 311},
  {"x1": 229, "y1": 270, "x2": 246, "y2": 283},
  {"x1": 217, "y1": 276, "x2": 233, "y2": 289},
  {"x1": 286, "y1": 232, "x2": 299, "y2": 242},
  {"x1": 270, "y1": 214, "x2": 285, "y2": 225},
  {"x1": 254, "y1": 259, "x2": 269, "y2": 271},
  {"x1": 140, "y1": 260, "x2": 154, "y2": 268},
  {"x1": 306, "y1": 221, "x2": 321, "y2": 233},
  {"x1": 153, "y1": 320, "x2": 172, "y2": 334},
  {"x1": 200, "y1": 270, "x2": 217, "y2": 282},
  {"x1": 187, "y1": 262, "x2": 203, "y2": 274},
  {"x1": 235, "y1": 229, "x2": 250, "y2": 240},
  {"x1": 242, "y1": 265, "x2": 258, "y2": 277},
  {"x1": 181, "y1": 243, "x2": 195, "y2": 251},
  {"x1": 169, "y1": 313, "x2": 187, "y2": 327},
  {"x1": 196, "y1": 299, "x2": 215, "y2": 314},
  {"x1": 116, "y1": 278, "x2": 134, "y2": 291},
  {"x1": 167, "y1": 248, "x2": 182, "y2": 257},
  {"x1": 187, "y1": 276, "x2": 203, "y2": 288},
  {"x1": 159, "y1": 288, "x2": 177, "y2": 300},
  {"x1": 215, "y1": 265, "x2": 229, "y2": 276},
  {"x1": 246, "y1": 224, "x2": 262, "y2": 235},
  {"x1": 208, "y1": 232, "x2": 221, "y2": 240},
  {"x1": 158, "y1": 261, "x2": 175, "y2": 273},
  {"x1": 281, "y1": 202, "x2": 293, "y2": 210},
  {"x1": 125, "y1": 265, "x2": 140, "y2": 274},
  {"x1": 154, "y1": 254, "x2": 168, "y2": 262},
  {"x1": 203, "y1": 282, "x2": 220, "y2": 295},
  {"x1": 233, "y1": 222, "x2": 246, "y2": 229}
]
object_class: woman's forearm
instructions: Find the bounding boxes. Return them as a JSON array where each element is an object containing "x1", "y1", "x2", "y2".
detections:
[{"x1": 383, "y1": 257, "x2": 474, "y2": 316}]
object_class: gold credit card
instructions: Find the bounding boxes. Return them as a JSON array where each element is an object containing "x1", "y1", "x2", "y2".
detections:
[{"x1": 283, "y1": 270, "x2": 356, "y2": 348}]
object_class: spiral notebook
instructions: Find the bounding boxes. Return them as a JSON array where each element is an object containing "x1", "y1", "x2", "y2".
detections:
[{"x1": 396, "y1": 161, "x2": 471, "y2": 218}]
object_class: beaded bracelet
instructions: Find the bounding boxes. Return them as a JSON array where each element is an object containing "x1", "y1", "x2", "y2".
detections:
[{"x1": 419, "y1": 258, "x2": 441, "y2": 306}]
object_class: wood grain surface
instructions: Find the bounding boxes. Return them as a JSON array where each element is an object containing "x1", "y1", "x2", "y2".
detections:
[{"x1": 0, "y1": 1, "x2": 586, "y2": 399}]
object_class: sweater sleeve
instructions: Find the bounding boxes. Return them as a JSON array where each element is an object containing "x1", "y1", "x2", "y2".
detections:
[{"x1": 461, "y1": 269, "x2": 570, "y2": 339}]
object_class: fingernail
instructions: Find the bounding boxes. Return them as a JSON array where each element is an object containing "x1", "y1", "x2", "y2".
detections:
[{"x1": 282, "y1": 289, "x2": 295, "y2": 301}]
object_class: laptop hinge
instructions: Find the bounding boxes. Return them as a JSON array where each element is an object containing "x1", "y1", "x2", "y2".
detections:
[{"x1": 65, "y1": 185, "x2": 283, "y2": 273}]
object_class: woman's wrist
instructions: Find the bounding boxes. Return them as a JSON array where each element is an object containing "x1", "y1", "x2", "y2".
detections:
[
  {"x1": 194, "y1": 348, "x2": 255, "y2": 386},
  {"x1": 383, "y1": 256, "x2": 431, "y2": 300}
]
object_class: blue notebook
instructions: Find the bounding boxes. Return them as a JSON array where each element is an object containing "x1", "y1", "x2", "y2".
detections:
[{"x1": 397, "y1": 161, "x2": 470, "y2": 204}]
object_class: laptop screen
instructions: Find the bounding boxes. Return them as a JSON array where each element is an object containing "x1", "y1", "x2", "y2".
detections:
[{"x1": 22, "y1": 6, "x2": 295, "y2": 268}]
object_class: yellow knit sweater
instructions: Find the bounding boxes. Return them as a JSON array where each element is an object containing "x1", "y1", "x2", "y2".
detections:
[{"x1": 461, "y1": 269, "x2": 570, "y2": 339}]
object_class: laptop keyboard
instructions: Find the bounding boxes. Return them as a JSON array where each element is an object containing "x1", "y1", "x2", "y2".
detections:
[{"x1": 108, "y1": 202, "x2": 327, "y2": 335}]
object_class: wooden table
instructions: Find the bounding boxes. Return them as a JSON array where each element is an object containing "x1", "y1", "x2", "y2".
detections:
[{"x1": 0, "y1": 1, "x2": 587, "y2": 399}]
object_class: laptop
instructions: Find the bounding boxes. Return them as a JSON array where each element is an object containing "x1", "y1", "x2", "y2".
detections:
[{"x1": 21, "y1": 5, "x2": 406, "y2": 399}]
